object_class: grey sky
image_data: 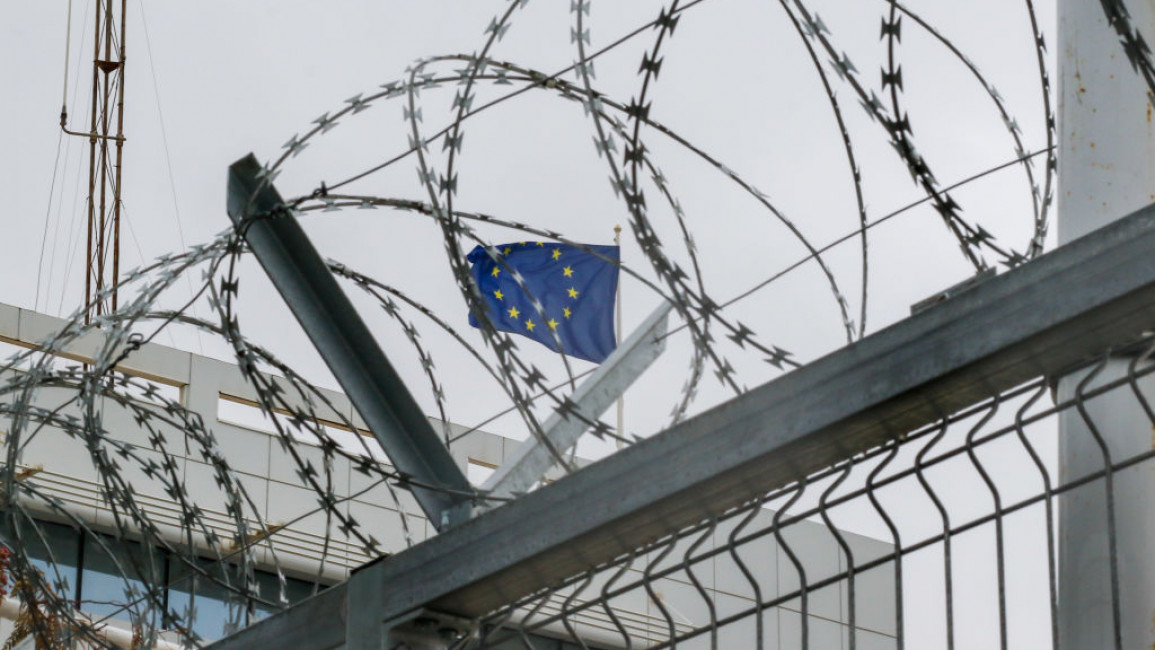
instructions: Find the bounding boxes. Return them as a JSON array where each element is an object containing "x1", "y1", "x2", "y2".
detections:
[{"x1": 2, "y1": 0, "x2": 1060, "y2": 476}]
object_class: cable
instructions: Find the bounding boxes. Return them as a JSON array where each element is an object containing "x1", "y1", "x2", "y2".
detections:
[
  {"x1": 35, "y1": 132, "x2": 65, "y2": 312},
  {"x1": 137, "y1": 0, "x2": 206, "y2": 355},
  {"x1": 323, "y1": 0, "x2": 715, "y2": 194},
  {"x1": 452, "y1": 147, "x2": 1057, "y2": 443},
  {"x1": 61, "y1": 0, "x2": 74, "y2": 114},
  {"x1": 684, "y1": 147, "x2": 1058, "y2": 332},
  {"x1": 121, "y1": 203, "x2": 179, "y2": 349},
  {"x1": 56, "y1": 155, "x2": 88, "y2": 317},
  {"x1": 48, "y1": 0, "x2": 94, "y2": 315}
]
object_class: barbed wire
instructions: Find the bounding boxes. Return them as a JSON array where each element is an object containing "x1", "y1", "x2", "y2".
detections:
[{"x1": 7, "y1": 0, "x2": 1151, "y2": 646}]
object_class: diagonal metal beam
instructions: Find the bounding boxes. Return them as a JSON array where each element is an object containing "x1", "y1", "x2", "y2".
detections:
[
  {"x1": 211, "y1": 202, "x2": 1155, "y2": 650},
  {"x1": 481, "y1": 300, "x2": 672, "y2": 503},
  {"x1": 226, "y1": 154, "x2": 473, "y2": 531}
]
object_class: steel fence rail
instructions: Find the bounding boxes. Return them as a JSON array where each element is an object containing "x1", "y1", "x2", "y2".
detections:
[{"x1": 209, "y1": 202, "x2": 1155, "y2": 650}]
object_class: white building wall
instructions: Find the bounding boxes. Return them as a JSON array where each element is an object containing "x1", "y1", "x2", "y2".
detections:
[{"x1": 0, "y1": 302, "x2": 896, "y2": 648}]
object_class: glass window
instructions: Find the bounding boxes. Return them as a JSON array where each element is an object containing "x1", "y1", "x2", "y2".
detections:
[
  {"x1": 166, "y1": 556, "x2": 332, "y2": 642},
  {"x1": 167, "y1": 558, "x2": 260, "y2": 643},
  {"x1": 0, "y1": 517, "x2": 80, "y2": 603},
  {"x1": 168, "y1": 560, "x2": 335, "y2": 642},
  {"x1": 79, "y1": 532, "x2": 166, "y2": 623},
  {"x1": 0, "y1": 516, "x2": 344, "y2": 644},
  {"x1": 249, "y1": 569, "x2": 321, "y2": 622},
  {"x1": 0, "y1": 515, "x2": 347, "y2": 645}
]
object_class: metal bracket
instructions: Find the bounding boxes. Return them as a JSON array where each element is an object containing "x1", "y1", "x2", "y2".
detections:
[
  {"x1": 480, "y1": 301, "x2": 673, "y2": 504},
  {"x1": 387, "y1": 611, "x2": 475, "y2": 650},
  {"x1": 348, "y1": 566, "x2": 475, "y2": 650},
  {"x1": 226, "y1": 153, "x2": 473, "y2": 531},
  {"x1": 910, "y1": 267, "x2": 997, "y2": 315}
]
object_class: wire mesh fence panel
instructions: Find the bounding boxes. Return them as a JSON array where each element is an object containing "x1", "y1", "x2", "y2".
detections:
[{"x1": 463, "y1": 342, "x2": 1155, "y2": 650}]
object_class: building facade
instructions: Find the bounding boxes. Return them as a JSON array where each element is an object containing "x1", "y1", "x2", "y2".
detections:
[{"x1": 0, "y1": 302, "x2": 896, "y2": 648}]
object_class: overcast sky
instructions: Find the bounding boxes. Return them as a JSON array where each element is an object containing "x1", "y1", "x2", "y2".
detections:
[{"x1": 1, "y1": 0, "x2": 1059, "y2": 442}]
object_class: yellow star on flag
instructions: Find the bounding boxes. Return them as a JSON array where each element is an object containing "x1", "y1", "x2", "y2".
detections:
[{"x1": 467, "y1": 239, "x2": 619, "y2": 363}]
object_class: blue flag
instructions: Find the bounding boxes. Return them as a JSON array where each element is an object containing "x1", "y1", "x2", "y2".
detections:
[{"x1": 467, "y1": 242, "x2": 619, "y2": 363}]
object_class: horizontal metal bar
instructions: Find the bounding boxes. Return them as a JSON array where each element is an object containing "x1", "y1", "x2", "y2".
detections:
[
  {"x1": 226, "y1": 154, "x2": 473, "y2": 532},
  {"x1": 211, "y1": 202, "x2": 1155, "y2": 650}
]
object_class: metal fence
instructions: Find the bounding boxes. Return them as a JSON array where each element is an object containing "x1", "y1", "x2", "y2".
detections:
[
  {"x1": 202, "y1": 202, "x2": 1155, "y2": 650},
  {"x1": 4, "y1": 199, "x2": 1155, "y2": 650},
  {"x1": 472, "y1": 349, "x2": 1155, "y2": 649}
]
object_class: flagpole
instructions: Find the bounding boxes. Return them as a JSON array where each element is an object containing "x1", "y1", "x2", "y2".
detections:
[{"x1": 614, "y1": 225, "x2": 625, "y2": 450}]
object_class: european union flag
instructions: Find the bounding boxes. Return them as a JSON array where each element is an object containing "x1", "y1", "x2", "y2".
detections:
[{"x1": 467, "y1": 242, "x2": 619, "y2": 363}]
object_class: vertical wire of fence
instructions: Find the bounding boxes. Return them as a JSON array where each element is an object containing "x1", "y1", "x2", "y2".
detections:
[{"x1": 464, "y1": 341, "x2": 1155, "y2": 650}]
